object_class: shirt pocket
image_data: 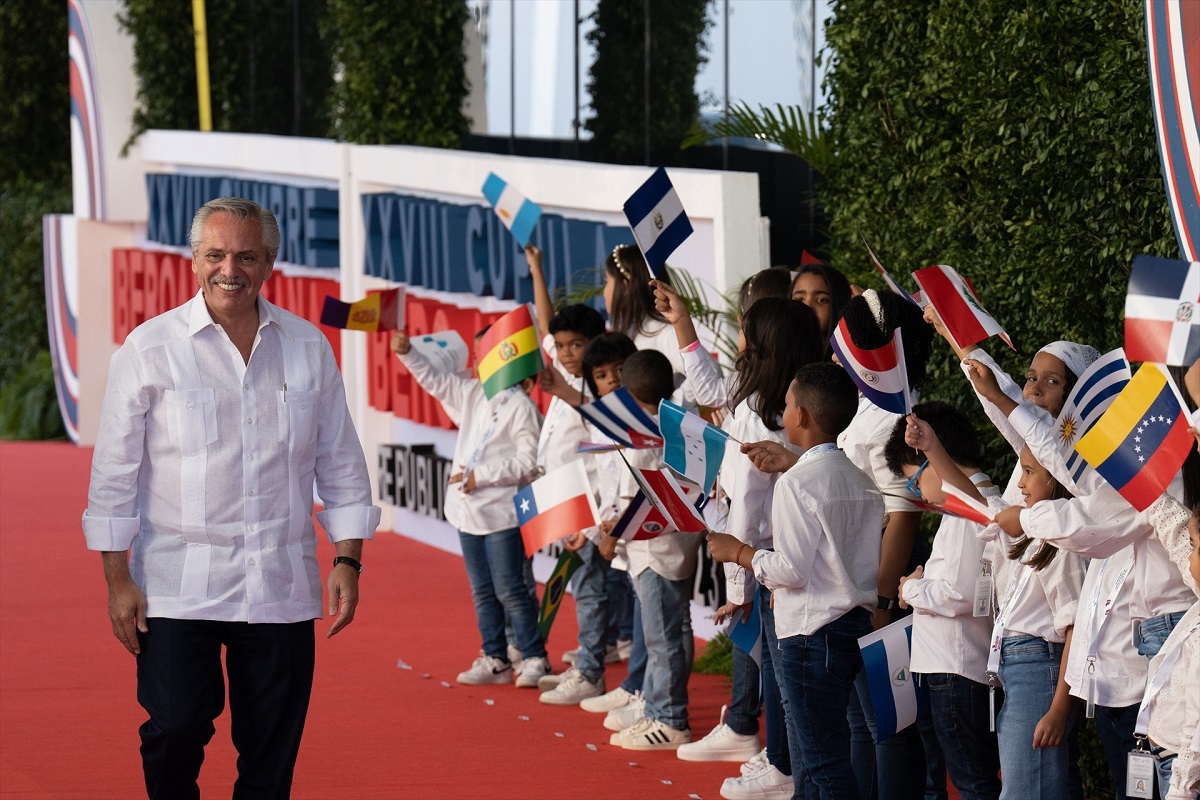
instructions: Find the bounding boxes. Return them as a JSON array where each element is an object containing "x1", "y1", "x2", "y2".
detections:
[
  {"x1": 163, "y1": 388, "x2": 218, "y2": 456},
  {"x1": 277, "y1": 388, "x2": 320, "y2": 452}
]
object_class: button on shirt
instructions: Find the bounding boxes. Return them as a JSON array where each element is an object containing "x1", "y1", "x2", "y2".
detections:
[{"x1": 83, "y1": 295, "x2": 379, "y2": 624}]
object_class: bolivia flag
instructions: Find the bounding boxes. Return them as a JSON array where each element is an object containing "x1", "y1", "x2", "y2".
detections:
[
  {"x1": 320, "y1": 287, "x2": 403, "y2": 332},
  {"x1": 514, "y1": 461, "x2": 599, "y2": 557},
  {"x1": 476, "y1": 304, "x2": 543, "y2": 399}
]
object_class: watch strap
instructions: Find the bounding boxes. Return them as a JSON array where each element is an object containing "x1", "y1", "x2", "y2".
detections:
[{"x1": 333, "y1": 555, "x2": 363, "y2": 574}]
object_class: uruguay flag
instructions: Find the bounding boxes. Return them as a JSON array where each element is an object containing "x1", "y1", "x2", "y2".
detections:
[
  {"x1": 482, "y1": 172, "x2": 543, "y2": 247},
  {"x1": 659, "y1": 399, "x2": 730, "y2": 494},
  {"x1": 1056, "y1": 348, "x2": 1132, "y2": 484},
  {"x1": 1124, "y1": 255, "x2": 1200, "y2": 367},
  {"x1": 513, "y1": 461, "x2": 599, "y2": 557},
  {"x1": 858, "y1": 617, "x2": 928, "y2": 741},
  {"x1": 829, "y1": 318, "x2": 912, "y2": 416},
  {"x1": 623, "y1": 166, "x2": 693, "y2": 275},
  {"x1": 576, "y1": 387, "x2": 664, "y2": 449}
]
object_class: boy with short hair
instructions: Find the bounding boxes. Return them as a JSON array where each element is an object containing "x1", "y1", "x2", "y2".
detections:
[{"x1": 708, "y1": 362, "x2": 884, "y2": 799}]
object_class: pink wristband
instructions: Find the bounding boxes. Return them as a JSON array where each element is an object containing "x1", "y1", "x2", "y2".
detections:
[{"x1": 681, "y1": 340, "x2": 703, "y2": 353}]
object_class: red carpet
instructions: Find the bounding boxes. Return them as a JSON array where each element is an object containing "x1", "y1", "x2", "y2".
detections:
[{"x1": 0, "y1": 442, "x2": 742, "y2": 799}]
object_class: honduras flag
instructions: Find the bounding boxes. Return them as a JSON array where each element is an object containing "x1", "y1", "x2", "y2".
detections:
[
  {"x1": 576, "y1": 387, "x2": 663, "y2": 449},
  {"x1": 623, "y1": 166, "x2": 693, "y2": 275},
  {"x1": 829, "y1": 318, "x2": 912, "y2": 416},
  {"x1": 482, "y1": 172, "x2": 542, "y2": 247},
  {"x1": 658, "y1": 399, "x2": 730, "y2": 494},
  {"x1": 1056, "y1": 348, "x2": 1132, "y2": 484},
  {"x1": 858, "y1": 617, "x2": 928, "y2": 741}
]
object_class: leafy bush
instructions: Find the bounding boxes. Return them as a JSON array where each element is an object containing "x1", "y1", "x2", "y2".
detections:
[
  {"x1": 0, "y1": 0, "x2": 70, "y2": 188},
  {"x1": 0, "y1": 351, "x2": 65, "y2": 441}
]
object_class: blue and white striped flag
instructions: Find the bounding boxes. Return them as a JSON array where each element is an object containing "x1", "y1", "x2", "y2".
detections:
[
  {"x1": 1057, "y1": 348, "x2": 1132, "y2": 484},
  {"x1": 577, "y1": 387, "x2": 663, "y2": 449},
  {"x1": 659, "y1": 399, "x2": 730, "y2": 494},
  {"x1": 858, "y1": 616, "x2": 928, "y2": 741},
  {"x1": 623, "y1": 166, "x2": 693, "y2": 275},
  {"x1": 482, "y1": 172, "x2": 542, "y2": 247}
]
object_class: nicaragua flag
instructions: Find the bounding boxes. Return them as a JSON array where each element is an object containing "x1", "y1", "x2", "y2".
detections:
[
  {"x1": 912, "y1": 264, "x2": 1014, "y2": 351},
  {"x1": 610, "y1": 481, "x2": 707, "y2": 541},
  {"x1": 659, "y1": 399, "x2": 730, "y2": 494},
  {"x1": 1056, "y1": 348, "x2": 1132, "y2": 484},
  {"x1": 726, "y1": 592, "x2": 763, "y2": 669},
  {"x1": 482, "y1": 172, "x2": 543, "y2": 247},
  {"x1": 577, "y1": 387, "x2": 664, "y2": 449},
  {"x1": 858, "y1": 617, "x2": 928, "y2": 741},
  {"x1": 830, "y1": 318, "x2": 912, "y2": 416},
  {"x1": 1124, "y1": 255, "x2": 1200, "y2": 367},
  {"x1": 1074, "y1": 362, "x2": 1194, "y2": 512},
  {"x1": 514, "y1": 461, "x2": 600, "y2": 557},
  {"x1": 320, "y1": 287, "x2": 404, "y2": 332},
  {"x1": 623, "y1": 166, "x2": 693, "y2": 276}
]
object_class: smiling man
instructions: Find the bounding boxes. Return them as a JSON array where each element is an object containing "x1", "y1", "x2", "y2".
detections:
[{"x1": 83, "y1": 197, "x2": 379, "y2": 799}]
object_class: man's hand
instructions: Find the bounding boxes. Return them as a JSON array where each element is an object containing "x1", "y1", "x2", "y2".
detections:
[
  {"x1": 740, "y1": 440, "x2": 798, "y2": 474},
  {"x1": 108, "y1": 576, "x2": 148, "y2": 655},
  {"x1": 326, "y1": 564, "x2": 360, "y2": 638}
]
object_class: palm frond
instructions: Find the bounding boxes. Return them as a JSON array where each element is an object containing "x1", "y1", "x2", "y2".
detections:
[
  {"x1": 682, "y1": 102, "x2": 838, "y2": 174},
  {"x1": 664, "y1": 266, "x2": 739, "y2": 364}
]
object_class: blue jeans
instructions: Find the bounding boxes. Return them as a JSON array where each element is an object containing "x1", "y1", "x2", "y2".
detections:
[
  {"x1": 777, "y1": 609, "x2": 871, "y2": 800},
  {"x1": 1137, "y1": 610, "x2": 1185, "y2": 656},
  {"x1": 995, "y1": 635, "x2": 1078, "y2": 800},
  {"x1": 1154, "y1": 751, "x2": 1177, "y2": 800},
  {"x1": 606, "y1": 564, "x2": 635, "y2": 644},
  {"x1": 458, "y1": 528, "x2": 546, "y2": 661},
  {"x1": 620, "y1": 587, "x2": 647, "y2": 694},
  {"x1": 569, "y1": 540, "x2": 610, "y2": 683},
  {"x1": 1094, "y1": 703, "x2": 1139, "y2": 800},
  {"x1": 759, "y1": 583, "x2": 791, "y2": 776},
  {"x1": 727, "y1": 635, "x2": 762, "y2": 736},
  {"x1": 922, "y1": 673, "x2": 1001, "y2": 800},
  {"x1": 849, "y1": 668, "x2": 927, "y2": 800},
  {"x1": 632, "y1": 568, "x2": 693, "y2": 730},
  {"x1": 504, "y1": 553, "x2": 539, "y2": 650}
]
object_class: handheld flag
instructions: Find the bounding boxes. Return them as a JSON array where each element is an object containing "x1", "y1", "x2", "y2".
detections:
[
  {"x1": 576, "y1": 387, "x2": 664, "y2": 449},
  {"x1": 623, "y1": 166, "x2": 693, "y2": 276},
  {"x1": 659, "y1": 399, "x2": 731, "y2": 494},
  {"x1": 624, "y1": 462, "x2": 707, "y2": 534},
  {"x1": 1124, "y1": 256, "x2": 1200, "y2": 367},
  {"x1": 1074, "y1": 362, "x2": 1194, "y2": 511},
  {"x1": 514, "y1": 461, "x2": 600, "y2": 557},
  {"x1": 940, "y1": 484, "x2": 995, "y2": 526},
  {"x1": 408, "y1": 330, "x2": 469, "y2": 375},
  {"x1": 1056, "y1": 349, "x2": 1132, "y2": 484},
  {"x1": 858, "y1": 617, "x2": 929, "y2": 741},
  {"x1": 320, "y1": 287, "x2": 404, "y2": 332},
  {"x1": 537, "y1": 549, "x2": 584, "y2": 639},
  {"x1": 482, "y1": 173, "x2": 542, "y2": 247},
  {"x1": 726, "y1": 592, "x2": 763, "y2": 668},
  {"x1": 610, "y1": 481, "x2": 707, "y2": 541},
  {"x1": 576, "y1": 441, "x2": 624, "y2": 454},
  {"x1": 912, "y1": 265, "x2": 1013, "y2": 351},
  {"x1": 864, "y1": 239, "x2": 922, "y2": 306},
  {"x1": 476, "y1": 304, "x2": 544, "y2": 399},
  {"x1": 830, "y1": 318, "x2": 912, "y2": 415}
]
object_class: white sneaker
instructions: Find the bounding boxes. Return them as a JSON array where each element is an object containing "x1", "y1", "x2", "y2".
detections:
[
  {"x1": 561, "y1": 647, "x2": 580, "y2": 665},
  {"x1": 514, "y1": 656, "x2": 551, "y2": 688},
  {"x1": 676, "y1": 705, "x2": 761, "y2": 762},
  {"x1": 612, "y1": 637, "x2": 633, "y2": 662},
  {"x1": 540, "y1": 667, "x2": 605, "y2": 705},
  {"x1": 603, "y1": 692, "x2": 646, "y2": 731},
  {"x1": 537, "y1": 672, "x2": 562, "y2": 691},
  {"x1": 610, "y1": 717, "x2": 692, "y2": 750},
  {"x1": 581, "y1": 686, "x2": 635, "y2": 714},
  {"x1": 565, "y1": 643, "x2": 623, "y2": 666},
  {"x1": 507, "y1": 644, "x2": 524, "y2": 673},
  {"x1": 456, "y1": 655, "x2": 512, "y2": 685},
  {"x1": 740, "y1": 748, "x2": 768, "y2": 776},
  {"x1": 720, "y1": 763, "x2": 792, "y2": 800}
]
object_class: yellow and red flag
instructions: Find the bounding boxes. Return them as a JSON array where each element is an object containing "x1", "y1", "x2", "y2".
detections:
[{"x1": 320, "y1": 287, "x2": 403, "y2": 332}]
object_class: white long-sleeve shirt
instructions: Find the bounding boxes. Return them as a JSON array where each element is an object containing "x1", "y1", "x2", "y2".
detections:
[
  {"x1": 838, "y1": 397, "x2": 919, "y2": 517},
  {"x1": 619, "y1": 436, "x2": 704, "y2": 582},
  {"x1": 83, "y1": 294, "x2": 379, "y2": 624}
]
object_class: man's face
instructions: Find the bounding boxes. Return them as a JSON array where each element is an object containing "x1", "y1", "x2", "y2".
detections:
[{"x1": 191, "y1": 212, "x2": 273, "y2": 324}]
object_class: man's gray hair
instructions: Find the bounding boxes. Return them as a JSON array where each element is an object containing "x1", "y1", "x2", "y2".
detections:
[{"x1": 189, "y1": 197, "x2": 281, "y2": 263}]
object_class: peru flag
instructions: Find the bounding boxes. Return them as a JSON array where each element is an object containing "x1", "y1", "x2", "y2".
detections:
[
  {"x1": 829, "y1": 318, "x2": 912, "y2": 416},
  {"x1": 940, "y1": 484, "x2": 995, "y2": 526},
  {"x1": 912, "y1": 265, "x2": 1014, "y2": 352}
]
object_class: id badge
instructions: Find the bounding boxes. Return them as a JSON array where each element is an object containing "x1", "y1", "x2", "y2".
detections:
[
  {"x1": 1125, "y1": 750, "x2": 1155, "y2": 798},
  {"x1": 973, "y1": 573, "x2": 994, "y2": 618}
]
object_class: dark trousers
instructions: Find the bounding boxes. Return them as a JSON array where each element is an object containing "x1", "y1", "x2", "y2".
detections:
[{"x1": 136, "y1": 618, "x2": 316, "y2": 800}]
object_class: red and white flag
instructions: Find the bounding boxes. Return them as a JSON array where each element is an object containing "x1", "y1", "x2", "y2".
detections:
[
  {"x1": 912, "y1": 265, "x2": 1014, "y2": 352},
  {"x1": 1124, "y1": 255, "x2": 1200, "y2": 367},
  {"x1": 626, "y1": 464, "x2": 707, "y2": 534},
  {"x1": 864, "y1": 239, "x2": 923, "y2": 306},
  {"x1": 940, "y1": 484, "x2": 995, "y2": 527},
  {"x1": 513, "y1": 461, "x2": 599, "y2": 557}
]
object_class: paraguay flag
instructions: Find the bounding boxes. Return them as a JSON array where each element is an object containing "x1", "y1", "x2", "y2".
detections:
[
  {"x1": 514, "y1": 461, "x2": 599, "y2": 557},
  {"x1": 659, "y1": 399, "x2": 730, "y2": 494},
  {"x1": 576, "y1": 387, "x2": 664, "y2": 449},
  {"x1": 476, "y1": 304, "x2": 544, "y2": 399},
  {"x1": 858, "y1": 617, "x2": 929, "y2": 741},
  {"x1": 623, "y1": 166, "x2": 693, "y2": 276},
  {"x1": 1056, "y1": 349, "x2": 1132, "y2": 484},
  {"x1": 537, "y1": 549, "x2": 584, "y2": 639},
  {"x1": 320, "y1": 287, "x2": 404, "y2": 332},
  {"x1": 610, "y1": 481, "x2": 707, "y2": 541},
  {"x1": 1124, "y1": 255, "x2": 1200, "y2": 367},
  {"x1": 830, "y1": 318, "x2": 912, "y2": 416},
  {"x1": 482, "y1": 173, "x2": 542, "y2": 247},
  {"x1": 912, "y1": 264, "x2": 1014, "y2": 351},
  {"x1": 1074, "y1": 362, "x2": 1194, "y2": 511}
]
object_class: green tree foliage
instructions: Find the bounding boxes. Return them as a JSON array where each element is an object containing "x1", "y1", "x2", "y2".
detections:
[
  {"x1": 0, "y1": 0, "x2": 70, "y2": 188},
  {"x1": 325, "y1": 0, "x2": 469, "y2": 147},
  {"x1": 586, "y1": 0, "x2": 712, "y2": 165}
]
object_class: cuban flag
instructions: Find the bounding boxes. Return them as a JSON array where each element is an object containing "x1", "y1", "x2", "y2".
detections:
[
  {"x1": 940, "y1": 484, "x2": 995, "y2": 527},
  {"x1": 610, "y1": 481, "x2": 706, "y2": 541},
  {"x1": 726, "y1": 592, "x2": 763, "y2": 668},
  {"x1": 912, "y1": 264, "x2": 1014, "y2": 351},
  {"x1": 1124, "y1": 255, "x2": 1200, "y2": 367},
  {"x1": 830, "y1": 318, "x2": 912, "y2": 416},
  {"x1": 858, "y1": 617, "x2": 928, "y2": 741},
  {"x1": 624, "y1": 463, "x2": 707, "y2": 534},
  {"x1": 659, "y1": 400, "x2": 730, "y2": 494},
  {"x1": 1056, "y1": 348, "x2": 1132, "y2": 484},
  {"x1": 864, "y1": 239, "x2": 923, "y2": 306},
  {"x1": 576, "y1": 387, "x2": 664, "y2": 449},
  {"x1": 482, "y1": 172, "x2": 543, "y2": 247},
  {"x1": 623, "y1": 166, "x2": 693, "y2": 276},
  {"x1": 513, "y1": 461, "x2": 599, "y2": 557}
]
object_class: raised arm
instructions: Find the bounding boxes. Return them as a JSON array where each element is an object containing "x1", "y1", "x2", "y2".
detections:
[
  {"x1": 651, "y1": 280, "x2": 701, "y2": 349},
  {"x1": 526, "y1": 244, "x2": 554, "y2": 342}
]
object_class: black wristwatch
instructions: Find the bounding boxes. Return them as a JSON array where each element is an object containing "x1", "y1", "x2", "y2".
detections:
[
  {"x1": 877, "y1": 595, "x2": 896, "y2": 611},
  {"x1": 333, "y1": 555, "x2": 363, "y2": 574}
]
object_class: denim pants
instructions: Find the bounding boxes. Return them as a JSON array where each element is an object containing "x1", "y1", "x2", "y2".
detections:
[
  {"x1": 632, "y1": 567, "x2": 693, "y2": 730},
  {"x1": 995, "y1": 634, "x2": 1078, "y2": 800},
  {"x1": 606, "y1": 564, "x2": 636, "y2": 644},
  {"x1": 759, "y1": 583, "x2": 792, "y2": 776},
  {"x1": 848, "y1": 667, "x2": 927, "y2": 800},
  {"x1": 777, "y1": 609, "x2": 871, "y2": 800},
  {"x1": 727, "y1": 635, "x2": 762, "y2": 736},
  {"x1": 922, "y1": 673, "x2": 1001, "y2": 800},
  {"x1": 569, "y1": 539, "x2": 610, "y2": 683},
  {"x1": 1094, "y1": 703, "x2": 1139, "y2": 800},
  {"x1": 619, "y1": 587, "x2": 647, "y2": 694},
  {"x1": 458, "y1": 528, "x2": 547, "y2": 661}
]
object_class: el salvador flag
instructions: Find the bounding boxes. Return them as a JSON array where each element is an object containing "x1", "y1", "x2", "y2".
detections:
[
  {"x1": 658, "y1": 399, "x2": 730, "y2": 494},
  {"x1": 829, "y1": 319, "x2": 912, "y2": 416},
  {"x1": 482, "y1": 173, "x2": 542, "y2": 247},
  {"x1": 623, "y1": 166, "x2": 693, "y2": 275},
  {"x1": 858, "y1": 617, "x2": 928, "y2": 741}
]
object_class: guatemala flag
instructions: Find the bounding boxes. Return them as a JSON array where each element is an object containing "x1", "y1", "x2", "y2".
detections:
[
  {"x1": 858, "y1": 617, "x2": 928, "y2": 741},
  {"x1": 658, "y1": 399, "x2": 730, "y2": 494},
  {"x1": 829, "y1": 318, "x2": 912, "y2": 416},
  {"x1": 482, "y1": 172, "x2": 543, "y2": 247},
  {"x1": 623, "y1": 166, "x2": 693, "y2": 275}
]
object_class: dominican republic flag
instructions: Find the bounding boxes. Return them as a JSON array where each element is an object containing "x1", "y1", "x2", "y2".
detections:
[
  {"x1": 1124, "y1": 255, "x2": 1200, "y2": 367},
  {"x1": 859, "y1": 617, "x2": 929, "y2": 741},
  {"x1": 320, "y1": 287, "x2": 404, "y2": 332},
  {"x1": 482, "y1": 172, "x2": 542, "y2": 247},
  {"x1": 610, "y1": 480, "x2": 707, "y2": 541},
  {"x1": 726, "y1": 592, "x2": 763, "y2": 668},
  {"x1": 864, "y1": 239, "x2": 922, "y2": 306},
  {"x1": 625, "y1": 463, "x2": 707, "y2": 534},
  {"x1": 830, "y1": 318, "x2": 912, "y2": 416},
  {"x1": 623, "y1": 166, "x2": 693, "y2": 276},
  {"x1": 1056, "y1": 349, "x2": 1132, "y2": 484},
  {"x1": 1074, "y1": 362, "x2": 1194, "y2": 512},
  {"x1": 940, "y1": 484, "x2": 995, "y2": 526},
  {"x1": 537, "y1": 548, "x2": 584, "y2": 639},
  {"x1": 912, "y1": 264, "x2": 1014, "y2": 352},
  {"x1": 659, "y1": 400, "x2": 730, "y2": 494},
  {"x1": 576, "y1": 387, "x2": 664, "y2": 449},
  {"x1": 513, "y1": 461, "x2": 599, "y2": 557}
]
